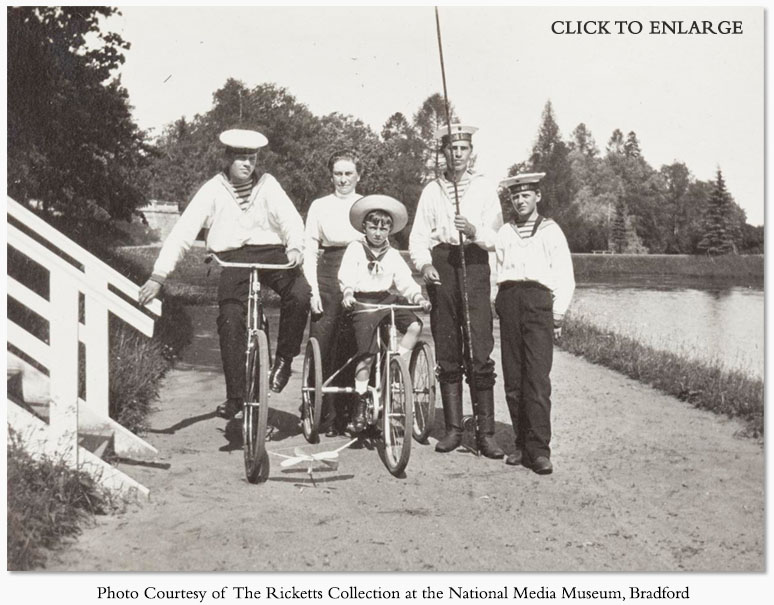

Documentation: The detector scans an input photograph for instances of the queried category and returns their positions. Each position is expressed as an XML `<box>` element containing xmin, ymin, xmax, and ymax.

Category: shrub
<box><xmin>7</xmin><ymin>432</ymin><xmax>115</xmax><ymax>570</ymax></box>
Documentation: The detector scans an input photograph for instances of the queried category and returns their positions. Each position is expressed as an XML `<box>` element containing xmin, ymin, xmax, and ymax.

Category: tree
<box><xmin>525</xmin><ymin>101</ymin><xmax>574</xmax><ymax>222</ymax></box>
<box><xmin>413</xmin><ymin>93</ymin><xmax>459</xmax><ymax>182</ymax></box>
<box><xmin>569</xmin><ymin>123</ymin><xmax>598</xmax><ymax>158</ymax></box>
<box><xmin>610</xmin><ymin>199</ymin><xmax>628</xmax><ymax>253</ymax></box>
<box><xmin>697</xmin><ymin>168</ymin><xmax>737</xmax><ymax>255</ymax></box>
<box><xmin>624</xmin><ymin>131</ymin><xmax>642</xmax><ymax>158</ymax></box>
<box><xmin>606</xmin><ymin>129</ymin><xmax>625</xmax><ymax>156</ymax></box>
<box><xmin>7</xmin><ymin>6</ymin><xmax>149</xmax><ymax>226</ymax></box>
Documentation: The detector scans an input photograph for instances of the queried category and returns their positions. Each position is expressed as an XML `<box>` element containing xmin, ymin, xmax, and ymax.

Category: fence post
<box><xmin>48</xmin><ymin>272</ymin><xmax>80</xmax><ymax>465</ymax></box>
<box><xmin>84</xmin><ymin>273</ymin><xmax>110</xmax><ymax>418</ymax></box>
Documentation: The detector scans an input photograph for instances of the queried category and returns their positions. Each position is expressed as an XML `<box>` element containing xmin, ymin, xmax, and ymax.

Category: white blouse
<box><xmin>303</xmin><ymin>192</ymin><xmax>363</xmax><ymax>298</ymax></box>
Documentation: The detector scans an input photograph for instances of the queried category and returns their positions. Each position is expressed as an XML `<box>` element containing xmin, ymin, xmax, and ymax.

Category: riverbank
<box><xmin>572</xmin><ymin>253</ymin><xmax>763</xmax><ymax>286</ymax></box>
<box><xmin>559</xmin><ymin>315</ymin><xmax>763</xmax><ymax>438</ymax></box>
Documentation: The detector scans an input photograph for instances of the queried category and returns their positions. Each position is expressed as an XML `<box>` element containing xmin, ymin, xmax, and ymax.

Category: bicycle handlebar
<box><xmin>353</xmin><ymin>302</ymin><xmax>425</xmax><ymax>312</ymax></box>
<box><xmin>206</xmin><ymin>252</ymin><xmax>297</xmax><ymax>270</ymax></box>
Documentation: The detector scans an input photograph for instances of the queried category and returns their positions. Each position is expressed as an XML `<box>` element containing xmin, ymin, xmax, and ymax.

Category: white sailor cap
<box><xmin>500</xmin><ymin>172</ymin><xmax>546</xmax><ymax>193</ymax></box>
<box><xmin>433</xmin><ymin>124</ymin><xmax>478</xmax><ymax>144</ymax></box>
<box><xmin>219</xmin><ymin>129</ymin><xmax>268</xmax><ymax>153</ymax></box>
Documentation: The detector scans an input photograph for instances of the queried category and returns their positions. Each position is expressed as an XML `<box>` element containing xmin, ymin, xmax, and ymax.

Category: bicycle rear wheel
<box><xmin>380</xmin><ymin>355</ymin><xmax>413</xmax><ymax>476</ymax></box>
<box><xmin>244</xmin><ymin>330</ymin><xmax>270</xmax><ymax>483</ymax></box>
<box><xmin>409</xmin><ymin>341</ymin><xmax>436</xmax><ymax>443</ymax></box>
<box><xmin>301</xmin><ymin>337</ymin><xmax>323</xmax><ymax>443</ymax></box>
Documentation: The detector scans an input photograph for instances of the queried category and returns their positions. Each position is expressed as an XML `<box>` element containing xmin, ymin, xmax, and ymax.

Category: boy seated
<box><xmin>338</xmin><ymin>195</ymin><xmax>432</xmax><ymax>433</ymax></box>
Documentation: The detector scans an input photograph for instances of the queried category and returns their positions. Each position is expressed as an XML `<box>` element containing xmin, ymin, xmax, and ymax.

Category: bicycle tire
<box><xmin>301</xmin><ymin>337</ymin><xmax>323</xmax><ymax>443</ymax></box>
<box><xmin>379</xmin><ymin>355</ymin><xmax>413</xmax><ymax>476</ymax></box>
<box><xmin>409</xmin><ymin>341</ymin><xmax>436</xmax><ymax>443</ymax></box>
<box><xmin>244</xmin><ymin>330</ymin><xmax>270</xmax><ymax>484</ymax></box>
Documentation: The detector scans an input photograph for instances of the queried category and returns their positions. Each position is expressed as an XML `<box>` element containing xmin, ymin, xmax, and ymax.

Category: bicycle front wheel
<box><xmin>380</xmin><ymin>355</ymin><xmax>413</xmax><ymax>476</ymax></box>
<box><xmin>409</xmin><ymin>341</ymin><xmax>436</xmax><ymax>443</ymax></box>
<box><xmin>301</xmin><ymin>337</ymin><xmax>323</xmax><ymax>443</ymax></box>
<box><xmin>244</xmin><ymin>330</ymin><xmax>270</xmax><ymax>483</ymax></box>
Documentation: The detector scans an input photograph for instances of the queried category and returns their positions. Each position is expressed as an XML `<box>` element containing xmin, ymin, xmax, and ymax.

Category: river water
<box><xmin>570</xmin><ymin>277</ymin><xmax>764</xmax><ymax>378</ymax></box>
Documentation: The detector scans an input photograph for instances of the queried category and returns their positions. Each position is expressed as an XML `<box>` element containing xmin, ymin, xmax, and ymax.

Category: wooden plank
<box><xmin>7</xmin><ymin>322</ymin><xmax>50</xmax><ymax>367</ymax></box>
<box><xmin>7</xmin><ymin>276</ymin><xmax>50</xmax><ymax>317</ymax></box>
<box><xmin>7</xmin><ymin>197</ymin><xmax>161</xmax><ymax>318</ymax></box>
<box><xmin>8</xmin><ymin>227</ymin><xmax>156</xmax><ymax>336</ymax></box>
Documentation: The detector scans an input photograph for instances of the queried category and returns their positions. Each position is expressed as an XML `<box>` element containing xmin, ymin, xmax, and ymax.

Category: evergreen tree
<box><xmin>697</xmin><ymin>168</ymin><xmax>737</xmax><ymax>255</ymax></box>
<box><xmin>526</xmin><ymin>101</ymin><xmax>573</xmax><ymax>221</ymax></box>
<box><xmin>610</xmin><ymin>199</ymin><xmax>628</xmax><ymax>253</ymax></box>
<box><xmin>606</xmin><ymin>129</ymin><xmax>625</xmax><ymax>155</ymax></box>
<box><xmin>624</xmin><ymin>131</ymin><xmax>642</xmax><ymax>158</ymax></box>
<box><xmin>570</xmin><ymin>123</ymin><xmax>599</xmax><ymax>158</ymax></box>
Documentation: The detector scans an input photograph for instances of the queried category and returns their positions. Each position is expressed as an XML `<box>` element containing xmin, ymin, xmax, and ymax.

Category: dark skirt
<box><xmin>350</xmin><ymin>291</ymin><xmax>420</xmax><ymax>356</ymax></box>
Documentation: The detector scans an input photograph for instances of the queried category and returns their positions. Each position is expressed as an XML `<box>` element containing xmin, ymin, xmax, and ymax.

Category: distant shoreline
<box><xmin>572</xmin><ymin>253</ymin><xmax>763</xmax><ymax>287</ymax></box>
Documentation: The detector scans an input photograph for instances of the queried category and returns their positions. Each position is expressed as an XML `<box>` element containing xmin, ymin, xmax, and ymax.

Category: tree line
<box><xmin>7</xmin><ymin>6</ymin><xmax>762</xmax><ymax>254</ymax></box>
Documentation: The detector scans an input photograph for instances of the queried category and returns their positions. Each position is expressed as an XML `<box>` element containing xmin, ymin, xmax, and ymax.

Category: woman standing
<box><xmin>303</xmin><ymin>150</ymin><xmax>364</xmax><ymax>436</ymax></box>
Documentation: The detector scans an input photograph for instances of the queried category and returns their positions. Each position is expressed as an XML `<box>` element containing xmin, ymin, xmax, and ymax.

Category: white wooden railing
<box><xmin>6</xmin><ymin>196</ymin><xmax>162</xmax><ymax>474</ymax></box>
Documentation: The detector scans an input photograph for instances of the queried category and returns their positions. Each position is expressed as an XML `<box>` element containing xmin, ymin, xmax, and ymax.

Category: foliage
<box><xmin>560</xmin><ymin>316</ymin><xmax>763</xmax><ymax>438</ymax></box>
<box><xmin>505</xmin><ymin>102</ymin><xmax>758</xmax><ymax>254</ymax></box>
<box><xmin>7</xmin><ymin>6</ymin><xmax>150</xmax><ymax>226</ymax></box>
<box><xmin>7</xmin><ymin>432</ymin><xmax>114</xmax><ymax>570</ymax></box>
<box><xmin>697</xmin><ymin>169</ymin><xmax>738</xmax><ymax>255</ymax></box>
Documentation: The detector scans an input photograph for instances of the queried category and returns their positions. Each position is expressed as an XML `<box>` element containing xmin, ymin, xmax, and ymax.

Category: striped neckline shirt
<box><xmin>440</xmin><ymin>170</ymin><xmax>472</xmax><ymax>202</ymax></box>
<box><xmin>229</xmin><ymin>177</ymin><xmax>255</xmax><ymax>210</ymax></box>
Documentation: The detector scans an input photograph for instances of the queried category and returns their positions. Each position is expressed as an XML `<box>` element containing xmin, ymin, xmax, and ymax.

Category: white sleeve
<box><xmin>266</xmin><ymin>176</ymin><xmax>304</xmax><ymax>252</ymax></box>
<box><xmin>550</xmin><ymin>226</ymin><xmax>575</xmax><ymax>319</ymax></box>
<box><xmin>151</xmin><ymin>182</ymin><xmax>213</xmax><ymax>279</ymax></box>
<box><xmin>392</xmin><ymin>252</ymin><xmax>422</xmax><ymax>303</ymax></box>
<box><xmin>303</xmin><ymin>202</ymin><xmax>321</xmax><ymax>298</ymax></box>
<box><xmin>408</xmin><ymin>185</ymin><xmax>434</xmax><ymax>271</ymax></box>
<box><xmin>473</xmin><ymin>184</ymin><xmax>504</xmax><ymax>251</ymax></box>
<box><xmin>338</xmin><ymin>243</ymin><xmax>360</xmax><ymax>297</ymax></box>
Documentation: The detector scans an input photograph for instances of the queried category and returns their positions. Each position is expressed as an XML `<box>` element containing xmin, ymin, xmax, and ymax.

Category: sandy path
<box><xmin>47</xmin><ymin>305</ymin><xmax>763</xmax><ymax>572</ymax></box>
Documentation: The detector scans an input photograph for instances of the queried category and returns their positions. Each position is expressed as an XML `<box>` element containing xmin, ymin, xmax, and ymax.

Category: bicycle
<box><xmin>301</xmin><ymin>302</ymin><xmax>428</xmax><ymax>476</ymax></box>
<box><xmin>208</xmin><ymin>252</ymin><xmax>296</xmax><ymax>484</ymax></box>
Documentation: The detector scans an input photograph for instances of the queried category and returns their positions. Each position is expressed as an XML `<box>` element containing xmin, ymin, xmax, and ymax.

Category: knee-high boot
<box><xmin>474</xmin><ymin>388</ymin><xmax>505</xmax><ymax>459</ymax></box>
<box><xmin>435</xmin><ymin>382</ymin><xmax>463</xmax><ymax>453</ymax></box>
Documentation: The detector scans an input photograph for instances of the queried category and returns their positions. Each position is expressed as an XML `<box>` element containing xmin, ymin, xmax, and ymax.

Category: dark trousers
<box><xmin>495</xmin><ymin>281</ymin><xmax>553</xmax><ymax>460</ymax></box>
<box><xmin>426</xmin><ymin>244</ymin><xmax>495</xmax><ymax>389</ymax></box>
<box><xmin>310</xmin><ymin>248</ymin><xmax>356</xmax><ymax>423</ymax></box>
<box><xmin>216</xmin><ymin>245</ymin><xmax>311</xmax><ymax>400</ymax></box>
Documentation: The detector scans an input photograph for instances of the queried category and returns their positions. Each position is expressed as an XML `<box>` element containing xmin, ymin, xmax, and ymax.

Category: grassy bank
<box><xmin>7</xmin><ymin>432</ymin><xmax>115</xmax><ymax>570</ymax></box>
<box><xmin>572</xmin><ymin>253</ymin><xmax>763</xmax><ymax>286</ymax></box>
<box><xmin>559</xmin><ymin>315</ymin><xmax>763</xmax><ymax>438</ymax></box>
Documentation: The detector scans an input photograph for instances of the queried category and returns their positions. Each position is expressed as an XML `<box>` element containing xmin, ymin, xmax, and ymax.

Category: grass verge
<box><xmin>559</xmin><ymin>315</ymin><xmax>763</xmax><ymax>438</ymax></box>
<box><xmin>7</xmin><ymin>431</ymin><xmax>116</xmax><ymax>570</ymax></box>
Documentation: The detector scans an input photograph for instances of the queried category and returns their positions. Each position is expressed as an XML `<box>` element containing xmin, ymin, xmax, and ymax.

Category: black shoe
<box><xmin>216</xmin><ymin>398</ymin><xmax>243</xmax><ymax>420</ymax></box>
<box><xmin>530</xmin><ymin>456</ymin><xmax>553</xmax><ymax>475</ymax></box>
<box><xmin>477</xmin><ymin>435</ymin><xmax>505</xmax><ymax>459</ymax></box>
<box><xmin>269</xmin><ymin>355</ymin><xmax>292</xmax><ymax>393</ymax></box>
<box><xmin>505</xmin><ymin>450</ymin><xmax>523</xmax><ymax>466</ymax></box>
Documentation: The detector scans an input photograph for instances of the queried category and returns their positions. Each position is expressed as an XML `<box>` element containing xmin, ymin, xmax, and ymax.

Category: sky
<box><xmin>106</xmin><ymin>5</ymin><xmax>764</xmax><ymax>225</ymax></box>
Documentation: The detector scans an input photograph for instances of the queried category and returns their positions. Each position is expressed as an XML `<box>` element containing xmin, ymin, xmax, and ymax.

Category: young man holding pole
<box><xmin>408</xmin><ymin>124</ymin><xmax>504</xmax><ymax>458</ymax></box>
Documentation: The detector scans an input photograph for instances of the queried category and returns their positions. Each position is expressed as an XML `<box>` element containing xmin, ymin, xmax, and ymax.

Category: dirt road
<box><xmin>47</xmin><ymin>305</ymin><xmax>764</xmax><ymax>572</ymax></box>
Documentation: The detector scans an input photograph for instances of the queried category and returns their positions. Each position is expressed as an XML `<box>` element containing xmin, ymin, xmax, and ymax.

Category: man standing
<box><xmin>409</xmin><ymin>124</ymin><xmax>504</xmax><ymax>458</ymax></box>
<box><xmin>139</xmin><ymin>129</ymin><xmax>311</xmax><ymax>419</ymax></box>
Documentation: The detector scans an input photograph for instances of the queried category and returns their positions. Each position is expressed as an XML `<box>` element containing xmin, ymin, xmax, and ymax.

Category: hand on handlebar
<box><xmin>286</xmin><ymin>249</ymin><xmax>302</xmax><ymax>268</ymax></box>
<box><xmin>342</xmin><ymin>293</ymin><xmax>357</xmax><ymax>310</ymax></box>
<box><xmin>418</xmin><ymin>298</ymin><xmax>432</xmax><ymax>313</ymax></box>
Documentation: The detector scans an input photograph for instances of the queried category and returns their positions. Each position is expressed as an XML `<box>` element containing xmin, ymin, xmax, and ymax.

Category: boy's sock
<box><xmin>398</xmin><ymin>345</ymin><xmax>411</xmax><ymax>364</ymax></box>
<box><xmin>355</xmin><ymin>379</ymin><xmax>369</xmax><ymax>395</ymax></box>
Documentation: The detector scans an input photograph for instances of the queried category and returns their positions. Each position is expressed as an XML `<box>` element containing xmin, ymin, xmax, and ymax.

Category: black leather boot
<box><xmin>474</xmin><ymin>388</ymin><xmax>505</xmax><ymax>459</ymax></box>
<box><xmin>435</xmin><ymin>382</ymin><xmax>463</xmax><ymax>453</ymax></box>
<box><xmin>350</xmin><ymin>392</ymin><xmax>368</xmax><ymax>434</ymax></box>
